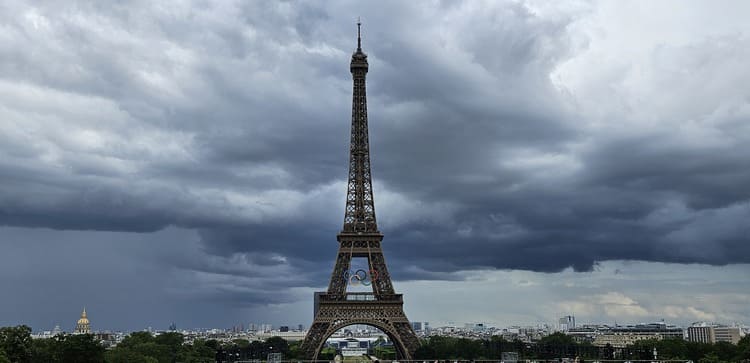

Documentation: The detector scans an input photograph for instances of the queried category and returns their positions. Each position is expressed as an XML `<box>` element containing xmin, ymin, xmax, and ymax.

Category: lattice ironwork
<box><xmin>300</xmin><ymin>22</ymin><xmax>419</xmax><ymax>360</ymax></box>
<box><xmin>301</xmin><ymin>300</ymin><xmax>420</xmax><ymax>360</ymax></box>
<box><xmin>343</xmin><ymin>21</ymin><xmax>377</xmax><ymax>234</ymax></box>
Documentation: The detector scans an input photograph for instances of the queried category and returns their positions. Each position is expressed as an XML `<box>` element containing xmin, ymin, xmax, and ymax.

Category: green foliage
<box><xmin>318</xmin><ymin>346</ymin><xmax>336</xmax><ymax>360</ymax></box>
<box><xmin>286</xmin><ymin>340</ymin><xmax>302</xmax><ymax>359</ymax></box>
<box><xmin>372</xmin><ymin>345</ymin><xmax>396</xmax><ymax>360</ymax></box>
<box><xmin>412</xmin><ymin>333</ymin><xmax>750</xmax><ymax>361</ymax></box>
<box><xmin>231</xmin><ymin>338</ymin><xmax>250</xmax><ymax>349</ymax></box>
<box><xmin>0</xmin><ymin>327</ymin><xmax>214</xmax><ymax>363</ymax></box>
<box><xmin>6</xmin><ymin>324</ymin><xmax>744</xmax><ymax>363</ymax></box>
<box><xmin>699</xmin><ymin>352</ymin><xmax>724</xmax><ymax>363</ymax></box>
<box><xmin>264</xmin><ymin>336</ymin><xmax>289</xmax><ymax>355</ymax></box>
<box><xmin>203</xmin><ymin>339</ymin><xmax>219</xmax><ymax>351</ymax></box>
<box><xmin>104</xmin><ymin>348</ymin><xmax>158</xmax><ymax>363</ymax></box>
<box><xmin>117</xmin><ymin>331</ymin><xmax>154</xmax><ymax>349</ymax></box>
<box><xmin>738</xmin><ymin>335</ymin><xmax>750</xmax><ymax>360</ymax></box>
<box><xmin>105</xmin><ymin>332</ymin><xmax>214</xmax><ymax>363</ymax></box>
<box><xmin>626</xmin><ymin>336</ymin><xmax>749</xmax><ymax>362</ymax></box>
<box><xmin>153</xmin><ymin>332</ymin><xmax>183</xmax><ymax>348</ymax></box>
<box><xmin>30</xmin><ymin>337</ymin><xmax>57</xmax><ymax>363</ymax></box>
<box><xmin>538</xmin><ymin>332</ymin><xmax>575</xmax><ymax>346</ymax></box>
<box><xmin>58</xmin><ymin>334</ymin><xmax>105</xmax><ymax>363</ymax></box>
<box><xmin>181</xmin><ymin>339</ymin><xmax>217</xmax><ymax>363</ymax></box>
<box><xmin>414</xmin><ymin>336</ymin><xmax>488</xmax><ymax>359</ymax></box>
<box><xmin>0</xmin><ymin>325</ymin><xmax>33</xmax><ymax>363</ymax></box>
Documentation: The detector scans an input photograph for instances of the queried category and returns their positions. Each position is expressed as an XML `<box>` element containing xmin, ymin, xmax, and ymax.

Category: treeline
<box><xmin>1</xmin><ymin>325</ymin><xmax>104</xmax><ymax>363</ymax></box>
<box><xmin>0</xmin><ymin>324</ymin><xmax>309</xmax><ymax>363</ymax></box>
<box><xmin>414</xmin><ymin>333</ymin><xmax>750</xmax><ymax>362</ymax></box>
<box><xmin>4</xmin><ymin>325</ymin><xmax>750</xmax><ymax>363</ymax></box>
<box><xmin>0</xmin><ymin>325</ymin><xmax>215</xmax><ymax>363</ymax></box>
<box><xmin>216</xmin><ymin>336</ymin><xmax>292</xmax><ymax>361</ymax></box>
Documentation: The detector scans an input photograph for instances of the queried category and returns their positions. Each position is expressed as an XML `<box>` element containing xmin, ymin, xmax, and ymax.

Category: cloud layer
<box><xmin>1</xmin><ymin>1</ymin><xmax>749</xmax><ymax>329</ymax></box>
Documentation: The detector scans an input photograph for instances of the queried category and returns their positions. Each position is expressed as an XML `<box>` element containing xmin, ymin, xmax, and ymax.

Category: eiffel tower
<box><xmin>300</xmin><ymin>22</ymin><xmax>420</xmax><ymax>360</ymax></box>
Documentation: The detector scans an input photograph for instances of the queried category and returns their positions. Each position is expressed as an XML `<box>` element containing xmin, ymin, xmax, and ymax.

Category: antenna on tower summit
<box><xmin>357</xmin><ymin>17</ymin><xmax>362</xmax><ymax>51</ymax></box>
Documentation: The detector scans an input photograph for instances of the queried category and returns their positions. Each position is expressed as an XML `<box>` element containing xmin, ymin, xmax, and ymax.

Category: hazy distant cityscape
<box><xmin>31</xmin><ymin>309</ymin><xmax>749</xmax><ymax>350</ymax></box>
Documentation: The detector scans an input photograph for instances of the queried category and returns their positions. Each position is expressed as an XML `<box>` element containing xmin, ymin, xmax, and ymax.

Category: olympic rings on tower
<box><xmin>343</xmin><ymin>269</ymin><xmax>379</xmax><ymax>286</ymax></box>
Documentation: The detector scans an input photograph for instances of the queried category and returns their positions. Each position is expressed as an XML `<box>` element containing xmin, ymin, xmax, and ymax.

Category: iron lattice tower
<box><xmin>300</xmin><ymin>22</ymin><xmax>420</xmax><ymax>360</ymax></box>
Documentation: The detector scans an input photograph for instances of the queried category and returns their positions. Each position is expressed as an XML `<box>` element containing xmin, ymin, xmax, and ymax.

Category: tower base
<box><xmin>300</xmin><ymin>293</ymin><xmax>420</xmax><ymax>360</ymax></box>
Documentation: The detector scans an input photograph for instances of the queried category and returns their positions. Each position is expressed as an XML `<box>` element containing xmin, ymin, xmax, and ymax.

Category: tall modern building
<box><xmin>559</xmin><ymin>315</ymin><xmax>576</xmax><ymax>331</ymax></box>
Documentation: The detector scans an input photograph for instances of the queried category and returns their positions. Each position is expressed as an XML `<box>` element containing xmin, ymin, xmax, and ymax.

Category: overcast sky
<box><xmin>1</xmin><ymin>1</ymin><xmax>749</xmax><ymax>332</ymax></box>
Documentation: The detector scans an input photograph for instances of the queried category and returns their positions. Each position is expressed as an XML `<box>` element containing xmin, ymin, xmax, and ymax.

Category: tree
<box><xmin>57</xmin><ymin>334</ymin><xmax>105</xmax><ymax>363</ymax></box>
<box><xmin>231</xmin><ymin>339</ymin><xmax>250</xmax><ymax>349</ymax></box>
<box><xmin>104</xmin><ymin>333</ymin><xmax>215</xmax><ymax>363</ymax></box>
<box><xmin>286</xmin><ymin>341</ymin><xmax>303</xmax><ymax>359</ymax></box>
<box><xmin>0</xmin><ymin>325</ymin><xmax>33</xmax><ymax>363</ymax></box>
<box><xmin>736</xmin><ymin>335</ymin><xmax>750</xmax><ymax>361</ymax></box>
<box><xmin>154</xmin><ymin>332</ymin><xmax>183</xmax><ymax>349</ymax></box>
<box><xmin>180</xmin><ymin>339</ymin><xmax>216</xmax><ymax>363</ymax></box>
<box><xmin>712</xmin><ymin>341</ymin><xmax>738</xmax><ymax>362</ymax></box>
<box><xmin>699</xmin><ymin>353</ymin><xmax>723</xmax><ymax>363</ymax></box>
<box><xmin>30</xmin><ymin>337</ymin><xmax>59</xmax><ymax>363</ymax></box>
<box><xmin>318</xmin><ymin>347</ymin><xmax>336</xmax><ymax>360</ymax></box>
<box><xmin>265</xmin><ymin>336</ymin><xmax>289</xmax><ymax>356</ymax></box>
<box><xmin>117</xmin><ymin>332</ymin><xmax>154</xmax><ymax>349</ymax></box>
<box><xmin>105</xmin><ymin>348</ymin><xmax>158</xmax><ymax>363</ymax></box>
<box><xmin>414</xmin><ymin>340</ymin><xmax>436</xmax><ymax>359</ymax></box>
<box><xmin>373</xmin><ymin>346</ymin><xmax>396</xmax><ymax>360</ymax></box>
<box><xmin>536</xmin><ymin>332</ymin><xmax>577</xmax><ymax>359</ymax></box>
<box><xmin>655</xmin><ymin>338</ymin><xmax>689</xmax><ymax>359</ymax></box>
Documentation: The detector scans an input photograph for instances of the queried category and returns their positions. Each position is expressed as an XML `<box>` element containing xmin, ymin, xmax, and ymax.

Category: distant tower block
<box><xmin>74</xmin><ymin>307</ymin><xmax>91</xmax><ymax>334</ymax></box>
<box><xmin>299</xmin><ymin>21</ymin><xmax>420</xmax><ymax>360</ymax></box>
<box><xmin>559</xmin><ymin>315</ymin><xmax>575</xmax><ymax>331</ymax></box>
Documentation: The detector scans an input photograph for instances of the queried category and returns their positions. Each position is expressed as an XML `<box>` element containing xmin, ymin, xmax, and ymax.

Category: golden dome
<box><xmin>77</xmin><ymin>308</ymin><xmax>89</xmax><ymax>325</ymax></box>
<box><xmin>74</xmin><ymin>307</ymin><xmax>91</xmax><ymax>334</ymax></box>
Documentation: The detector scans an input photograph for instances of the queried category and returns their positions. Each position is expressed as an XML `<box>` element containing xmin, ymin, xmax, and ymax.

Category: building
<box><xmin>339</xmin><ymin>338</ymin><xmax>370</xmax><ymax>356</ymax></box>
<box><xmin>714</xmin><ymin>326</ymin><xmax>741</xmax><ymax>344</ymax></box>
<box><xmin>256</xmin><ymin>330</ymin><xmax>307</xmax><ymax>342</ymax></box>
<box><xmin>592</xmin><ymin>323</ymin><xmax>683</xmax><ymax>348</ymax></box>
<box><xmin>566</xmin><ymin>325</ymin><xmax>601</xmax><ymax>344</ymax></box>
<box><xmin>687</xmin><ymin>326</ymin><xmax>715</xmax><ymax>344</ymax></box>
<box><xmin>74</xmin><ymin>308</ymin><xmax>91</xmax><ymax>334</ymax></box>
<box><xmin>687</xmin><ymin>324</ymin><xmax>741</xmax><ymax>344</ymax></box>
<box><xmin>559</xmin><ymin>316</ymin><xmax>576</xmax><ymax>332</ymax></box>
<box><xmin>411</xmin><ymin>322</ymin><xmax>422</xmax><ymax>332</ymax></box>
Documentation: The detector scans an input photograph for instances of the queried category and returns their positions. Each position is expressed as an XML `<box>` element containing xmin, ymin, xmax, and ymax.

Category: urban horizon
<box><xmin>25</xmin><ymin>315</ymin><xmax>750</xmax><ymax>336</ymax></box>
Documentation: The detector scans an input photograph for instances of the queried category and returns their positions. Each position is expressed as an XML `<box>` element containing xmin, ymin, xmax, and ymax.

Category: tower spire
<box><xmin>357</xmin><ymin>18</ymin><xmax>362</xmax><ymax>51</ymax></box>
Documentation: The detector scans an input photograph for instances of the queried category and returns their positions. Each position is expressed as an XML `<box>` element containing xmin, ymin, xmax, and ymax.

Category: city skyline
<box><xmin>1</xmin><ymin>1</ymin><xmax>749</xmax><ymax>332</ymax></box>
<box><xmin>28</xmin><ymin>307</ymin><xmax>748</xmax><ymax>336</ymax></box>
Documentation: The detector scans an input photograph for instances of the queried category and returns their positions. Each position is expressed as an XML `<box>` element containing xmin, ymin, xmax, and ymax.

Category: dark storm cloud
<box><xmin>1</xmin><ymin>0</ymin><xmax>749</xmax><ymax>314</ymax></box>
